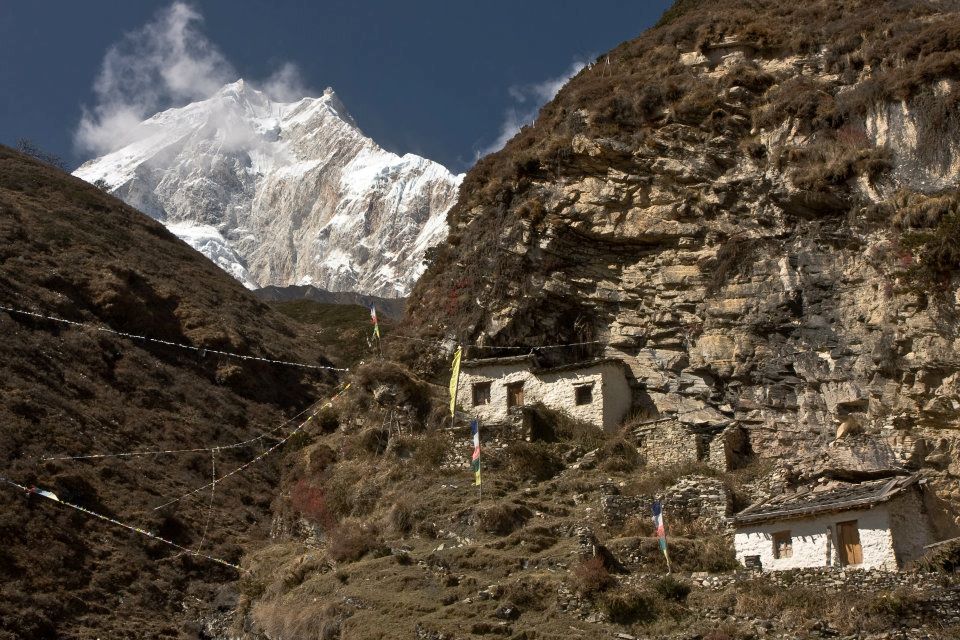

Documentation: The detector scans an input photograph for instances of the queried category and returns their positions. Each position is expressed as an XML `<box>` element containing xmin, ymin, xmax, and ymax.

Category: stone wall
<box><xmin>889</xmin><ymin>490</ymin><xmax>936</xmax><ymax>567</ymax></box>
<box><xmin>634</xmin><ymin>419</ymin><xmax>704</xmax><ymax>468</ymax></box>
<box><xmin>634</xmin><ymin>419</ymin><xmax>750</xmax><ymax>472</ymax></box>
<box><xmin>708</xmin><ymin>425</ymin><xmax>752</xmax><ymax>472</ymax></box>
<box><xmin>600</xmin><ymin>474</ymin><xmax>730</xmax><ymax>530</ymax></box>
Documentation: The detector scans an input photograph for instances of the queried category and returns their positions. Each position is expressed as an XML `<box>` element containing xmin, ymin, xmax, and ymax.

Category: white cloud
<box><xmin>76</xmin><ymin>2</ymin><xmax>234</xmax><ymax>155</ymax></box>
<box><xmin>261</xmin><ymin>62</ymin><xmax>310</xmax><ymax>103</ymax></box>
<box><xmin>477</xmin><ymin>59</ymin><xmax>588</xmax><ymax>159</ymax></box>
<box><xmin>75</xmin><ymin>2</ymin><xmax>312</xmax><ymax>156</ymax></box>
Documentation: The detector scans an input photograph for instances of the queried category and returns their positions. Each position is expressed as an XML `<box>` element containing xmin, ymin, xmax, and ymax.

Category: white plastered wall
<box><xmin>457</xmin><ymin>361</ymin><xmax>631</xmax><ymax>431</ymax></box>
<box><xmin>734</xmin><ymin>505</ymin><xmax>899</xmax><ymax>571</ymax></box>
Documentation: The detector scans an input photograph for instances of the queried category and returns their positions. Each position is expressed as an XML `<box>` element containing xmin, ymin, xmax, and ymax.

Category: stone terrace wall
<box><xmin>601</xmin><ymin>474</ymin><xmax>730</xmax><ymax>529</ymax></box>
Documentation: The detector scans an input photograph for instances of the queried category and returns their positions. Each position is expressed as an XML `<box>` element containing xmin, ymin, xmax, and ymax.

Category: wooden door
<box><xmin>837</xmin><ymin>520</ymin><xmax>862</xmax><ymax>566</ymax></box>
<box><xmin>506</xmin><ymin>382</ymin><xmax>524</xmax><ymax>409</ymax></box>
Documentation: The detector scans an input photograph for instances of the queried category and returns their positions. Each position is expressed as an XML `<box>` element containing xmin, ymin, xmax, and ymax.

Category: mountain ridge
<box><xmin>74</xmin><ymin>80</ymin><xmax>462</xmax><ymax>297</ymax></box>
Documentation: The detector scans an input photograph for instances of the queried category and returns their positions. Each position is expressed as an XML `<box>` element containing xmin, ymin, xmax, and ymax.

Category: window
<box><xmin>574</xmin><ymin>384</ymin><xmax>594</xmax><ymax>405</ymax></box>
<box><xmin>472</xmin><ymin>382</ymin><xmax>491</xmax><ymax>406</ymax></box>
<box><xmin>506</xmin><ymin>382</ymin><xmax>524</xmax><ymax>409</ymax></box>
<box><xmin>773</xmin><ymin>531</ymin><xmax>793</xmax><ymax>559</ymax></box>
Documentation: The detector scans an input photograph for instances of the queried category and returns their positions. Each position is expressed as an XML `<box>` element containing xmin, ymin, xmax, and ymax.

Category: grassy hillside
<box><xmin>268</xmin><ymin>299</ymin><xmax>393</xmax><ymax>367</ymax></box>
<box><xmin>0</xmin><ymin>146</ymin><xmax>337</xmax><ymax>639</ymax></box>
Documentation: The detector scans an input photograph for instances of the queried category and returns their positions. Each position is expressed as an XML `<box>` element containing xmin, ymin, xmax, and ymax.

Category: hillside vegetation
<box><xmin>0</xmin><ymin>146</ymin><xmax>337</xmax><ymax>639</ymax></box>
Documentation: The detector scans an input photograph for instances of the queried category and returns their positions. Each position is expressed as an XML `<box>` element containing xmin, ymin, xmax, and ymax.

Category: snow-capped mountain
<box><xmin>74</xmin><ymin>80</ymin><xmax>462</xmax><ymax>297</ymax></box>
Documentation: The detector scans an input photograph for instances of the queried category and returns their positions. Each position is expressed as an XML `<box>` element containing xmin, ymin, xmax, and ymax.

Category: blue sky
<box><xmin>0</xmin><ymin>1</ymin><xmax>671</xmax><ymax>172</ymax></box>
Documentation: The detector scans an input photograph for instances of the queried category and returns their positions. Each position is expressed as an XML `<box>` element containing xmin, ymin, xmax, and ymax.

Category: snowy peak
<box><xmin>74</xmin><ymin>81</ymin><xmax>461</xmax><ymax>298</ymax></box>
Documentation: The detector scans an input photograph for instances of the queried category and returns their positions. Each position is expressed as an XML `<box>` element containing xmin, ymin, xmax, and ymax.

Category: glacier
<box><xmin>74</xmin><ymin>80</ymin><xmax>462</xmax><ymax>297</ymax></box>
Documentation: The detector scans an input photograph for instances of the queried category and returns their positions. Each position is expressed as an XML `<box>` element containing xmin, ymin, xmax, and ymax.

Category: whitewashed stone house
<box><xmin>456</xmin><ymin>355</ymin><xmax>631</xmax><ymax>431</ymax></box>
<box><xmin>732</xmin><ymin>475</ymin><xmax>933</xmax><ymax>572</ymax></box>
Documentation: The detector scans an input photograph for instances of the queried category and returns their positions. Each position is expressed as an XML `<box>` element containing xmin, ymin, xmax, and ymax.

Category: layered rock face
<box><xmin>408</xmin><ymin>1</ymin><xmax>960</xmax><ymax>517</ymax></box>
<box><xmin>74</xmin><ymin>80</ymin><xmax>462</xmax><ymax>297</ymax></box>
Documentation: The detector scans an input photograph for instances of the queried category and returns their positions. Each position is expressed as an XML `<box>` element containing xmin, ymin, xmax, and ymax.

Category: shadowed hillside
<box><xmin>0</xmin><ymin>145</ymin><xmax>338</xmax><ymax>639</ymax></box>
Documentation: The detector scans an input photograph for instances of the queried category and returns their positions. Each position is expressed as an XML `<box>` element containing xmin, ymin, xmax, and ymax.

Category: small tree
<box><xmin>93</xmin><ymin>178</ymin><xmax>111</xmax><ymax>191</ymax></box>
<box><xmin>15</xmin><ymin>138</ymin><xmax>66</xmax><ymax>170</ymax></box>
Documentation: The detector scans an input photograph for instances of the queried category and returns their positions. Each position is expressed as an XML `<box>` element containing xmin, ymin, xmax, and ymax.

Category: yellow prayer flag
<box><xmin>449</xmin><ymin>346</ymin><xmax>462</xmax><ymax>417</ymax></box>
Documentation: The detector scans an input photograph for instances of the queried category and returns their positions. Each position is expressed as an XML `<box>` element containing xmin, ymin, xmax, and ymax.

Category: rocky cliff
<box><xmin>74</xmin><ymin>80</ymin><xmax>462</xmax><ymax>297</ymax></box>
<box><xmin>407</xmin><ymin>0</ymin><xmax>960</xmax><ymax>517</ymax></box>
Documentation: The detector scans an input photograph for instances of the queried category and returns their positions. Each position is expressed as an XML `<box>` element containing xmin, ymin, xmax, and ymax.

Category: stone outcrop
<box><xmin>407</xmin><ymin>1</ymin><xmax>960</xmax><ymax>521</ymax></box>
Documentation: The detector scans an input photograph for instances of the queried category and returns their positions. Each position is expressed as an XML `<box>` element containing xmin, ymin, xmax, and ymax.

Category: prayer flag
<box><xmin>449</xmin><ymin>346</ymin><xmax>462</xmax><ymax>417</ymax></box>
<box><xmin>652</xmin><ymin>500</ymin><xmax>671</xmax><ymax>570</ymax></box>
<box><xmin>470</xmin><ymin>419</ymin><xmax>481</xmax><ymax>486</ymax></box>
<box><xmin>370</xmin><ymin>305</ymin><xmax>380</xmax><ymax>339</ymax></box>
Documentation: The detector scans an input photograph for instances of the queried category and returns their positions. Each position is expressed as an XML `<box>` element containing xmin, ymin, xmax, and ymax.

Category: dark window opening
<box><xmin>574</xmin><ymin>384</ymin><xmax>593</xmax><ymax>405</ymax></box>
<box><xmin>472</xmin><ymin>382</ymin><xmax>491</xmax><ymax>406</ymax></box>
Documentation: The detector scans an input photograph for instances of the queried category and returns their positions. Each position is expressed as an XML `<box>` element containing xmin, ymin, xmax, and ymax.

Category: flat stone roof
<box><xmin>461</xmin><ymin>355</ymin><xmax>625</xmax><ymax>375</ymax></box>
<box><xmin>731</xmin><ymin>475</ymin><xmax>920</xmax><ymax>526</ymax></box>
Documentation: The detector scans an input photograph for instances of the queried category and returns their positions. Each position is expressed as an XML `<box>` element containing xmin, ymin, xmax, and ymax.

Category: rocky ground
<box><xmin>221</xmin><ymin>364</ymin><xmax>960</xmax><ymax>640</ymax></box>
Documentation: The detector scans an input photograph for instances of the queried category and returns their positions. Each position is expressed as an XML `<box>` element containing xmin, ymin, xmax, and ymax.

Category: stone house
<box><xmin>456</xmin><ymin>355</ymin><xmax>631</xmax><ymax>431</ymax></box>
<box><xmin>731</xmin><ymin>475</ymin><xmax>933</xmax><ymax>572</ymax></box>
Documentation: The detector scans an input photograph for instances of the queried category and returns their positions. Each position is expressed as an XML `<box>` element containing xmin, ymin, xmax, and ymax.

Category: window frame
<box><xmin>772</xmin><ymin>530</ymin><xmax>793</xmax><ymax>559</ymax></box>
<box><xmin>471</xmin><ymin>381</ymin><xmax>491</xmax><ymax>406</ymax></box>
<box><xmin>506</xmin><ymin>381</ymin><xmax>525</xmax><ymax>409</ymax></box>
<box><xmin>574</xmin><ymin>383</ymin><xmax>594</xmax><ymax>406</ymax></box>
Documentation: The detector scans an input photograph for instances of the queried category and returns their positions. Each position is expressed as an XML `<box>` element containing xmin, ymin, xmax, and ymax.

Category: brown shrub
<box><xmin>624</xmin><ymin>461</ymin><xmax>721</xmax><ymax>497</ymax></box>
<box><xmin>755</xmin><ymin>77</ymin><xmax>838</xmax><ymax>131</ymax></box>
<box><xmin>327</xmin><ymin>520</ymin><xmax>381</xmax><ymax>563</ymax></box>
<box><xmin>476</xmin><ymin>502</ymin><xmax>533</xmax><ymax>535</ymax></box>
<box><xmin>355</xmin><ymin>427</ymin><xmax>389</xmax><ymax>456</ymax></box>
<box><xmin>722</xmin><ymin>62</ymin><xmax>775</xmax><ymax>94</ymax></box>
<box><xmin>345</xmin><ymin>361</ymin><xmax>442</xmax><ymax>429</ymax></box>
<box><xmin>705</xmin><ymin>235</ymin><xmax>763</xmax><ymax>294</ymax></box>
<box><xmin>571</xmin><ymin>556</ymin><xmax>614</xmax><ymax>596</ymax></box>
<box><xmin>599</xmin><ymin>436</ymin><xmax>640</xmax><ymax>473</ymax></box>
<box><xmin>527</xmin><ymin>403</ymin><xmax>609</xmax><ymax>451</ymax></box>
<box><xmin>290</xmin><ymin>479</ymin><xmax>337</xmax><ymax>531</ymax></box>
<box><xmin>305</xmin><ymin>443</ymin><xmax>338</xmax><ymax>475</ymax></box>
<box><xmin>785</xmin><ymin>141</ymin><xmax>892</xmax><ymax>192</ymax></box>
<box><xmin>600</xmin><ymin>587</ymin><xmax>662</xmax><ymax>624</ymax></box>
<box><xmin>653</xmin><ymin>575</ymin><xmax>692</xmax><ymax>603</ymax></box>
<box><xmin>253</xmin><ymin>598</ymin><xmax>345</xmax><ymax>640</ymax></box>
<box><xmin>912</xmin><ymin>537</ymin><xmax>960</xmax><ymax>573</ymax></box>
<box><xmin>413</xmin><ymin>430</ymin><xmax>449</xmax><ymax>468</ymax></box>
<box><xmin>504</xmin><ymin>576</ymin><xmax>556</xmax><ymax>611</ymax></box>
<box><xmin>386</xmin><ymin>499</ymin><xmax>415</xmax><ymax>536</ymax></box>
<box><xmin>506</xmin><ymin>442</ymin><xmax>564</xmax><ymax>482</ymax></box>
